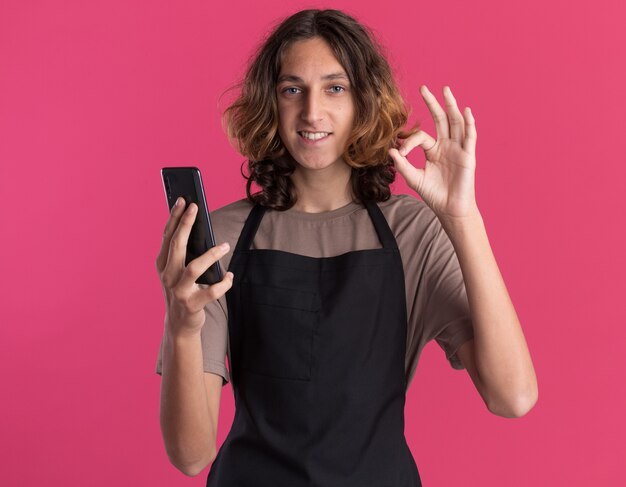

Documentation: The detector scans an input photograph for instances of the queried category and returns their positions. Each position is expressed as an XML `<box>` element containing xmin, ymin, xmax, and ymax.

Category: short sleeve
<box><xmin>155</xmin><ymin>298</ymin><xmax>231</xmax><ymax>386</ymax></box>
<box><xmin>422</xmin><ymin>224</ymin><xmax>475</xmax><ymax>370</ymax></box>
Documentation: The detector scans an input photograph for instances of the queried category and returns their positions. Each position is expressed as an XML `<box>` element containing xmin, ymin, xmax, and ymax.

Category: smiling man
<box><xmin>155</xmin><ymin>8</ymin><xmax>537</xmax><ymax>485</ymax></box>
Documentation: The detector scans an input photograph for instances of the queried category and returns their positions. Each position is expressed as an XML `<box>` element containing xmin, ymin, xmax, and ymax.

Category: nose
<box><xmin>300</xmin><ymin>90</ymin><xmax>324</xmax><ymax>124</ymax></box>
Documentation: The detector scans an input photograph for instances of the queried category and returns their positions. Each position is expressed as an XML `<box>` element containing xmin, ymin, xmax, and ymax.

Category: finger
<box><xmin>420</xmin><ymin>85</ymin><xmax>450</xmax><ymax>140</ymax></box>
<box><xmin>178</xmin><ymin>242</ymin><xmax>231</xmax><ymax>290</ymax></box>
<box><xmin>388</xmin><ymin>148</ymin><xmax>425</xmax><ymax>191</ymax></box>
<box><xmin>163</xmin><ymin>201</ymin><xmax>198</xmax><ymax>279</ymax></box>
<box><xmin>156</xmin><ymin>197</ymin><xmax>186</xmax><ymax>273</ymax></box>
<box><xmin>463</xmin><ymin>107</ymin><xmax>477</xmax><ymax>155</ymax></box>
<box><xmin>443</xmin><ymin>86</ymin><xmax>465</xmax><ymax>143</ymax></box>
<box><xmin>397</xmin><ymin>130</ymin><xmax>437</xmax><ymax>158</ymax></box>
<box><xmin>189</xmin><ymin>270</ymin><xmax>234</xmax><ymax>310</ymax></box>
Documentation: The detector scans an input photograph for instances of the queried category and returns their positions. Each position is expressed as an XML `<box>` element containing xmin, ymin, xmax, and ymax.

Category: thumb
<box><xmin>389</xmin><ymin>148</ymin><xmax>424</xmax><ymax>193</ymax></box>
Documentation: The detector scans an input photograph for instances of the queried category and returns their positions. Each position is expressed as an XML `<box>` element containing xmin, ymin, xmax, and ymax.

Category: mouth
<box><xmin>298</xmin><ymin>131</ymin><xmax>333</xmax><ymax>142</ymax></box>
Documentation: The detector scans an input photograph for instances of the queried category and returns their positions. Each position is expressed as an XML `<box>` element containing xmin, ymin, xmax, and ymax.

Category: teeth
<box><xmin>300</xmin><ymin>131</ymin><xmax>330</xmax><ymax>140</ymax></box>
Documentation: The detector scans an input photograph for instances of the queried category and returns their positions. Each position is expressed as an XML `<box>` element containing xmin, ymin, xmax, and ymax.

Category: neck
<box><xmin>290</xmin><ymin>160</ymin><xmax>354</xmax><ymax>213</ymax></box>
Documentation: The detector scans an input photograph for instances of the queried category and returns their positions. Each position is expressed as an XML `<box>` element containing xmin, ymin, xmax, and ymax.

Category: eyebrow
<box><xmin>277</xmin><ymin>72</ymin><xmax>350</xmax><ymax>83</ymax></box>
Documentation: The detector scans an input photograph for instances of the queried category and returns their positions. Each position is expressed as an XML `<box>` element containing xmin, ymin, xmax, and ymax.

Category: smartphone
<box><xmin>161</xmin><ymin>166</ymin><xmax>223</xmax><ymax>286</ymax></box>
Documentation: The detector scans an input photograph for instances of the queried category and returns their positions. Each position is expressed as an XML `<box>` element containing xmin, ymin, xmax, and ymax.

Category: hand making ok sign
<box><xmin>389</xmin><ymin>85</ymin><xmax>478</xmax><ymax>224</ymax></box>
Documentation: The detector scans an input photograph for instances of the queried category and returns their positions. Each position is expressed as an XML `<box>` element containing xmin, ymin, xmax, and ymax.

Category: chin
<box><xmin>296</xmin><ymin>160</ymin><xmax>337</xmax><ymax>171</ymax></box>
<box><xmin>290</xmin><ymin>152</ymin><xmax>344</xmax><ymax>170</ymax></box>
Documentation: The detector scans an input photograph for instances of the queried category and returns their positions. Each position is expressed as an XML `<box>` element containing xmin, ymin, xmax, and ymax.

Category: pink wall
<box><xmin>1</xmin><ymin>0</ymin><xmax>624</xmax><ymax>485</ymax></box>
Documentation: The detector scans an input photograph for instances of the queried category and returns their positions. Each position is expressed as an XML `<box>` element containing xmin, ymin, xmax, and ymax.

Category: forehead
<box><xmin>278</xmin><ymin>37</ymin><xmax>347</xmax><ymax>79</ymax></box>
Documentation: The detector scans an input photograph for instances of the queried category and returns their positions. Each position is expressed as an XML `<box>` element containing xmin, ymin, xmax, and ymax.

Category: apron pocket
<box><xmin>241</xmin><ymin>282</ymin><xmax>320</xmax><ymax>381</ymax></box>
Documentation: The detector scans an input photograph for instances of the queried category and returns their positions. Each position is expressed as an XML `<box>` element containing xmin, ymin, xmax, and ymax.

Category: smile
<box><xmin>298</xmin><ymin>131</ymin><xmax>332</xmax><ymax>143</ymax></box>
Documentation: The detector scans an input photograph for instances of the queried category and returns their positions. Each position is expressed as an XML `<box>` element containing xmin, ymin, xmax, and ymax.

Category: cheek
<box><xmin>277</xmin><ymin>106</ymin><xmax>296</xmax><ymax>128</ymax></box>
<box><xmin>338</xmin><ymin>101</ymin><xmax>355</xmax><ymax>123</ymax></box>
<box><xmin>338</xmin><ymin>110</ymin><xmax>355</xmax><ymax>135</ymax></box>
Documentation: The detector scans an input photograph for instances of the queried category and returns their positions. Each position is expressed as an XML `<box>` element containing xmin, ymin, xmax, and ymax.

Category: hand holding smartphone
<box><xmin>160</xmin><ymin>166</ymin><xmax>223</xmax><ymax>285</ymax></box>
<box><xmin>155</xmin><ymin>167</ymin><xmax>233</xmax><ymax>338</ymax></box>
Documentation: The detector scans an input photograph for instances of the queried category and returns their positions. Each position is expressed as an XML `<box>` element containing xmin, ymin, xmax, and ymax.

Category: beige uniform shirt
<box><xmin>156</xmin><ymin>193</ymin><xmax>474</xmax><ymax>391</ymax></box>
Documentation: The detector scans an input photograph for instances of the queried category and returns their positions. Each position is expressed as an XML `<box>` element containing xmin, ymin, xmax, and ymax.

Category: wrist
<box><xmin>439</xmin><ymin>204</ymin><xmax>482</xmax><ymax>229</ymax></box>
<box><xmin>164</xmin><ymin>322</ymin><xmax>203</xmax><ymax>343</ymax></box>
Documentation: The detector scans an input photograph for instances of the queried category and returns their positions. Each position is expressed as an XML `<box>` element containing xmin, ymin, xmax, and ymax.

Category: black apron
<box><xmin>206</xmin><ymin>200</ymin><xmax>422</xmax><ymax>487</ymax></box>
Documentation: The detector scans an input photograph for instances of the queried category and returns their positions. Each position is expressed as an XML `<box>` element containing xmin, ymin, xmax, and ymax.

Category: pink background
<box><xmin>1</xmin><ymin>0</ymin><xmax>624</xmax><ymax>485</ymax></box>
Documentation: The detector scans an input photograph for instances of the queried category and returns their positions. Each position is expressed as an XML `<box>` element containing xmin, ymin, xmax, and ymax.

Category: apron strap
<box><xmin>364</xmin><ymin>200</ymin><xmax>398</xmax><ymax>251</ymax></box>
<box><xmin>234</xmin><ymin>203</ymin><xmax>267</xmax><ymax>253</ymax></box>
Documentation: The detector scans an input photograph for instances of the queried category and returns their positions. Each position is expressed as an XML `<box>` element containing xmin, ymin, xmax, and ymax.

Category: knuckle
<box><xmin>170</xmin><ymin>235</ymin><xmax>183</xmax><ymax>250</ymax></box>
<box><xmin>186</xmin><ymin>259</ymin><xmax>201</xmax><ymax>275</ymax></box>
<box><xmin>172</xmin><ymin>287</ymin><xmax>189</xmax><ymax>305</ymax></box>
<box><xmin>161</xmin><ymin>274</ymin><xmax>174</xmax><ymax>289</ymax></box>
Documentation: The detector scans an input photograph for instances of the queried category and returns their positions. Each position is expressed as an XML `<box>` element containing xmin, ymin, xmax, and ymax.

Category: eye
<box><xmin>329</xmin><ymin>85</ymin><xmax>346</xmax><ymax>93</ymax></box>
<box><xmin>282</xmin><ymin>87</ymin><xmax>301</xmax><ymax>95</ymax></box>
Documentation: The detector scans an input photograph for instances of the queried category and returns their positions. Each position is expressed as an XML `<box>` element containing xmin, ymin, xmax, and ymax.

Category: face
<box><xmin>276</xmin><ymin>37</ymin><xmax>355</xmax><ymax>172</ymax></box>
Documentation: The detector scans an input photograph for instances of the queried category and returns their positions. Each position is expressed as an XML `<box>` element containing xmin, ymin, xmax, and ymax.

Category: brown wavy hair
<box><xmin>220</xmin><ymin>8</ymin><xmax>420</xmax><ymax>210</ymax></box>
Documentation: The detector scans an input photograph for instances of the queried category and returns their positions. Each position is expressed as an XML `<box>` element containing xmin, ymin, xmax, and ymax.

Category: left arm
<box><xmin>440</xmin><ymin>208</ymin><xmax>537</xmax><ymax>418</ymax></box>
<box><xmin>389</xmin><ymin>84</ymin><xmax>538</xmax><ymax>418</ymax></box>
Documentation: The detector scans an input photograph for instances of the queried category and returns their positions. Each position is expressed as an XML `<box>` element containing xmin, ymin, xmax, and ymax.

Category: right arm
<box><xmin>159</xmin><ymin>327</ymin><xmax>223</xmax><ymax>476</ymax></box>
<box><xmin>155</xmin><ymin>197</ymin><xmax>233</xmax><ymax>476</ymax></box>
